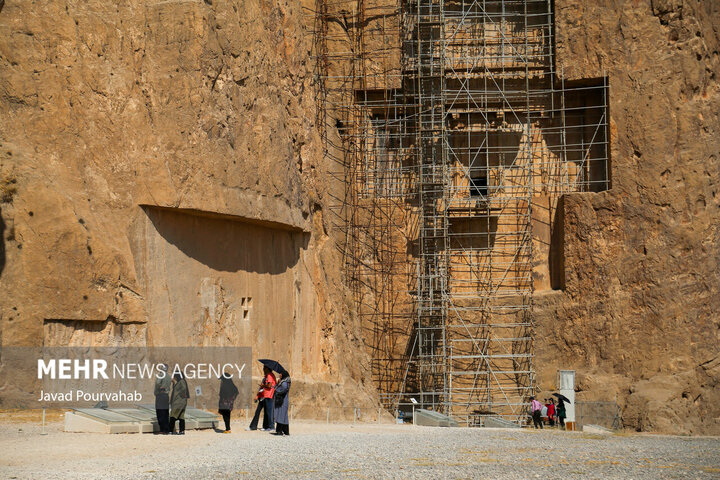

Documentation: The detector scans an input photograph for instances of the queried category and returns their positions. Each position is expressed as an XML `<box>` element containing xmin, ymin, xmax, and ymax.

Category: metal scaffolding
<box><xmin>307</xmin><ymin>0</ymin><xmax>609</xmax><ymax>424</ymax></box>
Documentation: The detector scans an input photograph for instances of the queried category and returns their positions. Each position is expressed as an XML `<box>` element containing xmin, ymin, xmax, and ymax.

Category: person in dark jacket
<box><xmin>218</xmin><ymin>372</ymin><xmax>239</xmax><ymax>433</ymax></box>
<box><xmin>153</xmin><ymin>363</ymin><xmax>171</xmax><ymax>434</ymax></box>
<box><xmin>557</xmin><ymin>398</ymin><xmax>567</xmax><ymax>429</ymax></box>
<box><xmin>170</xmin><ymin>372</ymin><xmax>190</xmax><ymax>435</ymax></box>
<box><xmin>272</xmin><ymin>371</ymin><xmax>291</xmax><ymax>436</ymax></box>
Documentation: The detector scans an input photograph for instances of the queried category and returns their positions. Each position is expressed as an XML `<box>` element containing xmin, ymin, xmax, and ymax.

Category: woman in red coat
<box><xmin>546</xmin><ymin>398</ymin><xmax>556</xmax><ymax>427</ymax></box>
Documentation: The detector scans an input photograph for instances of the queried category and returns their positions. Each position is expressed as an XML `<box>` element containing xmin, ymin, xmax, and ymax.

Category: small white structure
<box><xmin>556</xmin><ymin>370</ymin><xmax>576</xmax><ymax>430</ymax></box>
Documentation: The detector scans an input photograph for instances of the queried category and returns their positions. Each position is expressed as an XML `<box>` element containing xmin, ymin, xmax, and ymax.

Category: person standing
<box><xmin>247</xmin><ymin>379</ymin><xmax>265</xmax><ymax>431</ymax></box>
<box><xmin>218</xmin><ymin>372</ymin><xmax>239</xmax><ymax>433</ymax></box>
<box><xmin>530</xmin><ymin>396</ymin><xmax>543</xmax><ymax>429</ymax></box>
<box><xmin>546</xmin><ymin>398</ymin><xmax>556</xmax><ymax>427</ymax></box>
<box><xmin>170</xmin><ymin>372</ymin><xmax>190</xmax><ymax>435</ymax></box>
<box><xmin>153</xmin><ymin>363</ymin><xmax>171</xmax><ymax>434</ymax></box>
<box><xmin>248</xmin><ymin>366</ymin><xmax>276</xmax><ymax>431</ymax></box>
<box><xmin>272</xmin><ymin>371</ymin><xmax>291</xmax><ymax>436</ymax></box>
<box><xmin>557</xmin><ymin>398</ymin><xmax>567</xmax><ymax>429</ymax></box>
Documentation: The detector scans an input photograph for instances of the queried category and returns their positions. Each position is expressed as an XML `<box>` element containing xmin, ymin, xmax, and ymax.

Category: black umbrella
<box><xmin>552</xmin><ymin>393</ymin><xmax>571</xmax><ymax>404</ymax></box>
<box><xmin>258</xmin><ymin>359</ymin><xmax>288</xmax><ymax>376</ymax></box>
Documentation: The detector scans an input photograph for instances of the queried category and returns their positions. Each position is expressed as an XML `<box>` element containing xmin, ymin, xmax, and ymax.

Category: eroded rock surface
<box><xmin>0</xmin><ymin>0</ymin><xmax>376</xmax><ymax>408</ymax></box>
<box><xmin>534</xmin><ymin>0</ymin><xmax>720</xmax><ymax>435</ymax></box>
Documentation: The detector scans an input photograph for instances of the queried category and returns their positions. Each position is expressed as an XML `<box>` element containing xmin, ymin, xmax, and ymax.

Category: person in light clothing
<box><xmin>530</xmin><ymin>396</ymin><xmax>543</xmax><ymax>429</ymax></box>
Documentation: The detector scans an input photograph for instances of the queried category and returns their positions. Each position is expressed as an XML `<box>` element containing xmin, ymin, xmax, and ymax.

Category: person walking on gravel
<box><xmin>530</xmin><ymin>396</ymin><xmax>543</xmax><ymax>429</ymax></box>
<box><xmin>218</xmin><ymin>372</ymin><xmax>239</xmax><ymax>433</ymax></box>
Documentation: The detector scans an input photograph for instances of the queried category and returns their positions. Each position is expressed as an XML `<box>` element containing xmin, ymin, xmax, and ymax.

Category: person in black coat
<box><xmin>218</xmin><ymin>372</ymin><xmax>239</xmax><ymax>433</ymax></box>
<box><xmin>153</xmin><ymin>363</ymin><xmax>171</xmax><ymax>434</ymax></box>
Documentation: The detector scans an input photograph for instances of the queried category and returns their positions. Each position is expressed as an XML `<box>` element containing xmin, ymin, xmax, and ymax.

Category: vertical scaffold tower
<box><xmin>408</xmin><ymin>0</ymin><xmax>450</xmax><ymax>412</ymax></box>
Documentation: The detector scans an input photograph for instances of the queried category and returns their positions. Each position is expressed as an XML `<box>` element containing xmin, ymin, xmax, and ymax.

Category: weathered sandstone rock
<box><xmin>0</xmin><ymin>0</ymin><xmax>377</xmax><ymax>409</ymax></box>
<box><xmin>534</xmin><ymin>0</ymin><xmax>720</xmax><ymax>435</ymax></box>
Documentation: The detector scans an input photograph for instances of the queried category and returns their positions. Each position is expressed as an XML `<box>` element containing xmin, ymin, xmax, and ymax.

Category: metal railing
<box><xmin>575</xmin><ymin>401</ymin><xmax>621</xmax><ymax>431</ymax></box>
<box><xmin>239</xmin><ymin>404</ymin><xmax>392</xmax><ymax>424</ymax></box>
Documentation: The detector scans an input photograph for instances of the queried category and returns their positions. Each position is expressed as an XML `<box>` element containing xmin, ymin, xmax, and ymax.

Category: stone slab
<box><xmin>65</xmin><ymin>411</ymin><xmax>140</xmax><ymax>434</ymax></box>
<box><xmin>483</xmin><ymin>416</ymin><xmax>521</xmax><ymax>429</ymax></box>
<box><xmin>64</xmin><ymin>407</ymin><xmax>219</xmax><ymax>433</ymax></box>
<box><xmin>413</xmin><ymin>409</ymin><xmax>459</xmax><ymax>427</ymax></box>
<box><xmin>582</xmin><ymin>424</ymin><xmax>613</xmax><ymax>435</ymax></box>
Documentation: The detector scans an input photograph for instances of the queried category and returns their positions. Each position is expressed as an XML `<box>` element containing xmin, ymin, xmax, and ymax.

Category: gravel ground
<box><xmin>0</xmin><ymin>421</ymin><xmax>718</xmax><ymax>479</ymax></box>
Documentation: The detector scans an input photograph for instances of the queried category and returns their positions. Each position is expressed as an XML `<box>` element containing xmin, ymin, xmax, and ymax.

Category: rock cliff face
<box><xmin>534</xmin><ymin>0</ymin><xmax>720</xmax><ymax>434</ymax></box>
<box><xmin>1</xmin><ymin>0</ymin><xmax>718</xmax><ymax>433</ymax></box>
<box><xmin>0</xmin><ymin>0</ymin><xmax>377</xmax><ymax>409</ymax></box>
